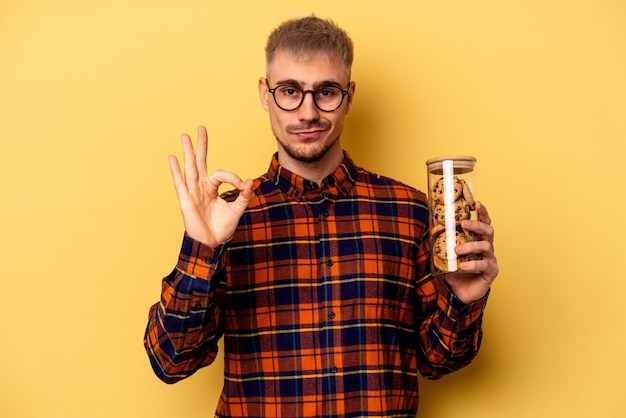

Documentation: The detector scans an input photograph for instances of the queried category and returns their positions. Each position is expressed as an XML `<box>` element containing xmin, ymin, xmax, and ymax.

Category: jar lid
<box><xmin>426</xmin><ymin>155</ymin><xmax>476</xmax><ymax>175</ymax></box>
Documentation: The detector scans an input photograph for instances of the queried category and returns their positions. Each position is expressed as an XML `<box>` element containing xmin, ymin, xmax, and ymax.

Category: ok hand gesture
<box><xmin>168</xmin><ymin>126</ymin><xmax>255</xmax><ymax>248</ymax></box>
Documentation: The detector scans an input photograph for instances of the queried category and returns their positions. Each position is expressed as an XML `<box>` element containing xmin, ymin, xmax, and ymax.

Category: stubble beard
<box><xmin>276</xmin><ymin>133</ymin><xmax>341</xmax><ymax>163</ymax></box>
<box><xmin>276</xmin><ymin>121</ymin><xmax>341</xmax><ymax>163</ymax></box>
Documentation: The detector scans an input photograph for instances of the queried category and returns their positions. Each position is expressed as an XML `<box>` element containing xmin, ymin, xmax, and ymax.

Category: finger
<box><xmin>461</xmin><ymin>219</ymin><xmax>494</xmax><ymax>238</ymax></box>
<box><xmin>461</xmin><ymin>250</ymin><xmax>499</xmax><ymax>277</ymax></box>
<box><xmin>457</xmin><ymin>239</ymin><xmax>493</xmax><ymax>257</ymax></box>
<box><xmin>240</xmin><ymin>178</ymin><xmax>255</xmax><ymax>199</ymax></box>
<box><xmin>456</xmin><ymin>246</ymin><xmax>496</xmax><ymax>278</ymax></box>
<box><xmin>181</xmin><ymin>133</ymin><xmax>198</xmax><ymax>188</ymax></box>
<box><xmin>168</xmin><ymin>155</ymin><xmax>187</xmax><ymax>198</ymax></box>
<box><xmin>475</xmin><ymin>201</ymin><xmax>492</xmax><ymax>225</ymax></box>
<box><xmin>203</xmin><ymin>169</ymin><xmax>246</xmax><ymax>201</ymax></box>
<box><xmin>209</xmin><ymin>169</ymin><xmax>246</xmax><ymax>191</ymax></box>
<box><xmin>195</xmin><ymin>126</ymin><xmax>209</xmax><ymax>179</ymax></box>
<box><xmin>458</xmin><ymin>257</ymin><xmax>498</xmax><ymax>280</ymax></box>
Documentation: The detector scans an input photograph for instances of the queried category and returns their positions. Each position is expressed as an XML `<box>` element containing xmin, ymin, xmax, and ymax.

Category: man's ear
<box><xmin>258</xmin><ymin>77</ymin><xmax>270</xmax><ymax>111</ymax></box>
<box><xmin>345</xmin><ymin>81</ymin><xmax>356</xmax><ymax>115</ymax></box>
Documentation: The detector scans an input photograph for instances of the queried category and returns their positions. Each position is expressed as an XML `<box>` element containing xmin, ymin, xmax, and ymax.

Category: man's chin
<box><xmin>279</xmin><ymin>140</ymin><xmax>336</xmax><ymax>164</ymax></box>
<box><xmin>286</xmin><ymin>148</ymin><xmax>326</xmax><ymax>163</ymax></box>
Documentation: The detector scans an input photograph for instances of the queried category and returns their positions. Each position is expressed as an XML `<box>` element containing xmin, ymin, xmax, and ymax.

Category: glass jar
<box><xmin>426</xmin><ymin>155</ymin><xmax>480</xmax><ymax>275</ymax></box>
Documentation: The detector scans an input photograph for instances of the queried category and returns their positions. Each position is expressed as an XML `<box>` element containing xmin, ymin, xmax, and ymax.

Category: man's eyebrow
<box><xmin>274</xmin><ymin>79</ymin><xmax>344</xmax><ymax>89</ymax></box>
<box><xmin>273</xmin><ymin>79</ymin><xmax>303</xmax><ymax>88</ymax></box>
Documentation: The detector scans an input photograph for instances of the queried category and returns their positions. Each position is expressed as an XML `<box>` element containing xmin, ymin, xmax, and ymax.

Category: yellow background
<box><xmin>1</xmin><ymin>0</ymin><xmax>625</xmax><ymax>417</ymax></box>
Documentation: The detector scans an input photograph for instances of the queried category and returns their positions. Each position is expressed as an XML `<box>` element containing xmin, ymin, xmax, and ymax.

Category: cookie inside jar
<box><xmin>426</xmin><ymin>156</ymin><xmax>481</xmax><ymax>276</ymax></box>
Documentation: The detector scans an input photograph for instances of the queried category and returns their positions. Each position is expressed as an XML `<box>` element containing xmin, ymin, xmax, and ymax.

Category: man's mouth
<box><xmin>287</xmin><ymin>123</ymin><xmax>330</xmax><ymax>140</ymax></box>
<box><xmin>291</xmin><ymin>130</ymin><xmax>325</xmax><ymax>141</ymax></box>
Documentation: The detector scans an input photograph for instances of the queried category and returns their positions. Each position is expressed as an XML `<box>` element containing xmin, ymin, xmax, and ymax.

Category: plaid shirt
<box><xmin>145</xmin><ymin>152</ymin><xmax>488</xmax><ymax>417</ymax></box>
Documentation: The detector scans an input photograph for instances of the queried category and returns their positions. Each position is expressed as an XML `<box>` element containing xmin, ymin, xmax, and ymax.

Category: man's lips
<box><xmin>289</xmin><ymin>129</ymin><xmax>326</xmax><ymax>140</ymax></box>
<box><xmin>287</xmin><ymin>122</ymin><xmax>331</xmax><ymax>140</ymax></box>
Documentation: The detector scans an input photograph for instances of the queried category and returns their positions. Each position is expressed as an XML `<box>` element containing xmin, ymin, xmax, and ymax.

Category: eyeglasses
<box><xmin>266</xmin><ymin>80</ymin><xmax>350</xmax><ymax>112</ymax></box>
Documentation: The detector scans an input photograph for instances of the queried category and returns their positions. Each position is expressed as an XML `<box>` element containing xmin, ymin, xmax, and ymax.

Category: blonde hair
<box><xmin>265</xmin><ymin>15</ymin><xmax>354</xmax><ymax>75</ymax></box>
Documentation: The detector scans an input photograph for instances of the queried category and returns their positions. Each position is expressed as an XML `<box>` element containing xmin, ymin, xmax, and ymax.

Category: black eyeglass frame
<box><xmin>265</xmin><ymin>79</ymin><xmax>351</xmax><ymax>112</ymax></box>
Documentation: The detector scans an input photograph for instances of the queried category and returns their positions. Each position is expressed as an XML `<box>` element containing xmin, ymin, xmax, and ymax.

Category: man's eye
<box><xmin>278</xmin><ymin>87</ymin><xmax>300</xmax><ymax>97</ymax></box>
<box><xmin>317</xmin><ymin>88</ymin><xmax>338</xmax><ymax>98</ymax></box>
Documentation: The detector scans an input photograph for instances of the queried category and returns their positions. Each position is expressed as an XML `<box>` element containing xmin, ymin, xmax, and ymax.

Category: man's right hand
<box><xmin>168</xmin><ymin>125</ymin><xmax>255</xmax><ymax>248</ymax></box>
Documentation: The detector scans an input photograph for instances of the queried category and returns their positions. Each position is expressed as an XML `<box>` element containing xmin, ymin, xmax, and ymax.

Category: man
<box><xmin>144</xmin><ymin>15</ymin><xmax>499</xmax><ymax>417</ymax></box>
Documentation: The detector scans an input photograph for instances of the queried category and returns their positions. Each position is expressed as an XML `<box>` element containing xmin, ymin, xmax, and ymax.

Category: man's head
<box><xmin>260</xmin><ymin>16</ymin><xmax>356</xmax><ymax>172</ymax></box>
<box><xmin>265</xmin><ymin>15</ymin><xmax>354</xmax><ymax>81</ymax></box>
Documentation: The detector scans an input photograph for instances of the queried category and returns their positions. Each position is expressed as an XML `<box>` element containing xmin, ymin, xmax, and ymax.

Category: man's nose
<box><xmin>297</xmin><ymin>91</ymin><xmax>320</xmax><ymax>120</ymax></box>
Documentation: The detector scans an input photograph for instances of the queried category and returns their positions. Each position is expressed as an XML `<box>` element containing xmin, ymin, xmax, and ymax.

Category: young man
<box><xmin>145</xmin><ymin>15</ymin><xmax>499</xmax><ymax>417</ymax></box>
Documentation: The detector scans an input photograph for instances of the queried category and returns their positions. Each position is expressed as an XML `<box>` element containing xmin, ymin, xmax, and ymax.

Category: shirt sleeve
<box><xmin>414</xmin><ymin>230</ymin><xmax>490</xmax><ymax>380</ymax></box>
<box><xmin>143</xmin><ymin>234</ymin><xmax>227</xmax><ymax>383</ymax></box>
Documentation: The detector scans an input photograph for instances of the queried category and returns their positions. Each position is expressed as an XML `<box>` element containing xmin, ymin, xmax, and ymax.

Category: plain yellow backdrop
<box><xmin>1</xmin><ymin>0</ymin><xmax>625</xmax><ymax>417</ymax></box>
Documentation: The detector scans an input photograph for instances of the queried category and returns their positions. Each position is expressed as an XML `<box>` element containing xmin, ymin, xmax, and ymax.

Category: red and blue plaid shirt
<box><xmin>145</xmin><ymin>152</ymin><xmax>488</xmax><ymax>417</ymax></box>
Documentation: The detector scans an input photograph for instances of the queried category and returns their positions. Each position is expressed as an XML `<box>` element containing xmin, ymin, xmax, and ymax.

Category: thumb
<box><xmin>231</xmin><ymin>179</ymin><xmax>255</xmax><ymax>212</ymax></box>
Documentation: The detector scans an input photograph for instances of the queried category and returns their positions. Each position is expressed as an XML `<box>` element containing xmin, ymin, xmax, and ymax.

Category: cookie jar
<box><xmin>425</xmin><ymin>155</ymin><xmax>481</xmax><ymax>275</ymax></box>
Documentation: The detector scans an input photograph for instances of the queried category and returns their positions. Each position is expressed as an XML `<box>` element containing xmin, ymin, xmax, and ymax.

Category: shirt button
<box><xmin>204</xmin><ymin>257</ymin><xmax>212</xmax><ymax>265</ymax></box>
<box><xmin>322</xmin><ymin>210</ymin><xmax>330</xmax><ymax>217</ymax></box>
<box><xmin>328</xmin><ymin>311</ymin><xmax>336</xmax><ymax>319</ymax></box>
<box><xmin>326</xmin><ymin>259</ymin><xmax>334</xmax><ymax>266</ymax></box>
<box><xmin>330</xmin><ymin>366</ymin><xmax>339</xmax><ymax>373</ymax></box>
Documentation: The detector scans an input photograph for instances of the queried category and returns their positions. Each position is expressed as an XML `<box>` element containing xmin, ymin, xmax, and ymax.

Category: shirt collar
<box><xmin>267</xmin><ymin>151</ymin><xmax>358</xmax><ymax>201</ymax></box>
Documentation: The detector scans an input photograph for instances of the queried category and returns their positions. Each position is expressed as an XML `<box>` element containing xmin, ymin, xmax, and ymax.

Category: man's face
<box><xmin>259</xmin><ymin>50</ymin><xmax>355</xmax><ymax>167</ymax></box>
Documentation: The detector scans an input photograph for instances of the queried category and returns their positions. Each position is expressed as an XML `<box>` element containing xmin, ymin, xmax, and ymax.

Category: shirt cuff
<box><xmin>439</xmin><ymin>280</ymin><xmax>490</xmax><ymax>323</ymax></box>
<box><xmin>176</xmin><ymin>233</ymin><xmax>223</xmax><ymax>280</ymax></box>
